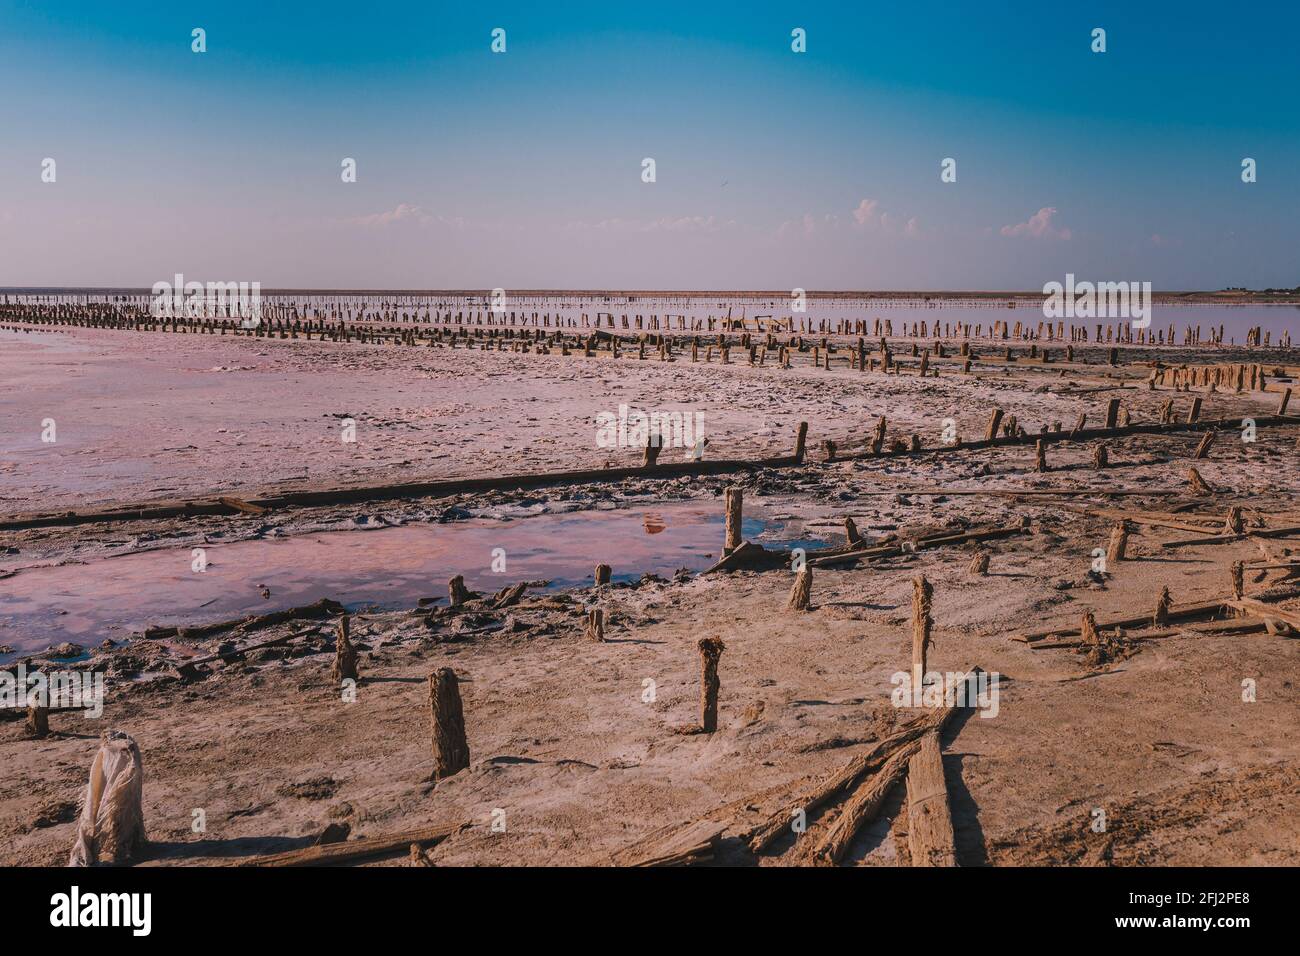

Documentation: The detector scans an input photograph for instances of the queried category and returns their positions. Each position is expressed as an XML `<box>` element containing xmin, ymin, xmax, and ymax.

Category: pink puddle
<box><xmin>0</xmin><ymin>504</ymin><xmax>815</xmax><ymax>659</ymax></box>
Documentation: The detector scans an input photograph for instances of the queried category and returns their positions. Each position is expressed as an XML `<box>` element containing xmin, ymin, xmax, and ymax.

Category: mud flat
<box><xmin>2</xmin><ymin>308</ymin><xmax>1299</xmax><ymax>867</ymax></box>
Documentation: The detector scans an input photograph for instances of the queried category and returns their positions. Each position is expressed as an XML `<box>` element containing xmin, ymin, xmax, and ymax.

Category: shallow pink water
<box><xmin>0</xmin><ymin>504</ymin><xmax>819</xmax><ymax>659</ymax></box>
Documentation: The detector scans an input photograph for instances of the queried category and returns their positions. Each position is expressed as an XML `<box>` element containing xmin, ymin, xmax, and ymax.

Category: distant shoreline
<box><xmin>3</xmin><ymin>287</ymin><xmax>1299</xmax><ymax>304</ymax></box>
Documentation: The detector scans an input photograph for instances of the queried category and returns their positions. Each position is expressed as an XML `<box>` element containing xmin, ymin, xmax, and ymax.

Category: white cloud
<box><xmin>999</xmin><ymin>206</ymin><xmax>1071</xmax><ymax>240</ymax></box>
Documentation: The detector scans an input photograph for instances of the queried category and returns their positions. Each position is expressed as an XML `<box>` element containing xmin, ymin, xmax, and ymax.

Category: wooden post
<box><xmin>1230</xmin><ymin>561</ymin><xmax>1244</xmax><ymax>601</ymax></box>
<box><xmin>912</xmin><ymin>576</ymin><xmax>933</xmax><ymax>687</ymax></box>
<box><xmin>1106</xmin><ymin>521</ymin><xmax>1129</xmax><ymax>564</ymax></box>
<box><xmin>1278</xmin><ymin>387</ymin><xmax>1292</xmax><ymax>416</ymax></box>
<box><xmin>1192</xmin><ymin>432</ymin><xmax>1214</xmax><ymax>460</ymax></box>
<box><xmin>794</xmin><ymin>421</ymin><xmax>808</xmax><ymax>463</ymax></box>
<box><xmin>332</xmin><ymin>614</ymin><xmax>359</xmax><ymax>683</ymax></box>
<box><xmin>1185</xmin><ymin>466</ymin><xmax>1212</xmax><ymax>495</ymax></box>
<box><xmin>984</xmin><ymin>408</ymin><xmax>1004</xmax><ymax>442</ymax></box>
<box><xmin>788</xmin><ymin>567</ymin><xmax>813</xmax><ymax>611</ymax></box>
<box><xmin>1187</xmin><ymin>397</ymin><xmax>1202</xmax><ymax>423</ymax></box>
<box><xmin>429</xmin><ymin>668</ymin><xmax>469</xmax><ymax>781</ymax></box>
<box><xmin>1093</xmin><ymin>443</ymin><xmax>1108</xmax><ymax>469</ymax></box>
<box><xmin>968</xmin><ymin>551</ymin><xmax>989</xmax><ymax>576</ymax></box>
<box><xmin>1034</xmin><ymin>439</ymin><xmax>1048</xmax><ymax>472</ymax></box>
<box><xmin>26</xmin><ymin>703</ymin><xmax>49</xmax><ymax>738</ymax></box>
<box><xmin>448</xmin><ymin>575</ymin><xmax>471</xmax><ymax>607</ymax></box>
<box><xmin>1224</xmin><ymin>505</ymin><xmax>1245</xmax><ymax>535</ymax></box>
<box><xmin>1104</xmin><ymin>398</ymin><xmax>1120</xmax><ymax>430</ymax></box>
<box><xmin>1154</xmin><ymin>586</ymin><xmax>1171</xmax><ymax>627</ymax></box>
<box><xmin>643</xmin><ymin>434</ymin><xmax>662</xmax><ymax>467</ymax></box>
<box><xmin>697</xmin><ymin>637</ymin><xmax>725</xmax><ymax>733</ymax></box>
<box><xmin>594</xmin><ymin>563</ymin><xmax>612</xmax><ymax>586</ymax></box>
<box><xmin>724</xmin><ymin>487</ymin><xmax>743</xmax><ymax>555</ymax></box>
<box><xmin>1081</xmin><ymin>610</ymin><xmax>1099</xmax><ymax>645</ymax></box>
<box><xmin>585</xmin><ymin>607</ymin><xmax>606</xmax><ymax>642</ymax></box>
<box><xmin>843</xmin><ymin>516</ymin><xmax>862</xmax><ymax>545</ymax></box>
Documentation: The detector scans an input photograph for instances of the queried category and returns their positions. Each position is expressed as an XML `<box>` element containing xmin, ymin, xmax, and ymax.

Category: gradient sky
<box><xmin>0</xmin><ymin>0</ymin><xmax>1296</xmax><ymax>290</ymax></box>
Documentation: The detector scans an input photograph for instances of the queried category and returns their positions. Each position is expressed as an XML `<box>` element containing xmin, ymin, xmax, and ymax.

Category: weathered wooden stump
<box><xmin>912</xmin><ymin>576</ymin><xmax>933</xmax><ymax>686</ymax></box>
<box><xmin>448</xmin><ymin>575</ymin><xmax>472</xmax><ymax>607</ymax></box>
<box><xmin>1192</xmin><ymin>432</ymin><xmax>1214</xmax><ymax>460</ymax></box>
<box><xmin>1153</xmin><ymin>586</ymin><xmax>1171</xmax><ymax>627</ymax></box>
<box><xmin>723</xmin><ymin>487</ymin><xmax>743</xmax><ymax>555</ymax></box>
<box><xmin>585</xmin><ymin>607</ymin><xmax>606</xmax><ymax>642</ymax></box>
<box><xmin>788</xmin><ymin>567</ymin><xmax>813</xmax><ymax>611</ymax></box>
<box><xmin>429</xmin><ymin>668</ymin><xmax>469</xmax><ymax>782</ymax></box>
<box><xmin>697</xmin><ymin>637</ymin><xmax>726</xmax><ymax>733</ymax></box>
<box><xmin>332</xmin><ymin>614</ymin><xmax>359</xmax><ymax>683</ymax></box>
<box><xmin>1106</xmin><ymin>521</ymin><xmax>1130</xmax><ymax>564</ymax></box>
<box><xmin>968</xmin><ymin>551</ymin><xmax>990</xmax><ymax>576</ymax></box>
<box><xmin>594</xmin><ymin>563</ymin><xmax>612</xmax><ymax>586</ymax></box>
<box><xmin>1185</xmin><ymin>466</ymin><xmax>1212</xmax><ymax>495</ymax></box>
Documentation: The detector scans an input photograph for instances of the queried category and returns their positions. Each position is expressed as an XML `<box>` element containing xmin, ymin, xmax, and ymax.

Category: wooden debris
<box><xmin>233</xmin><ymin>822</ymin><xmax>464</xmax><ymax>867</ymax></box>
<box><xmin>1192</xmin><ymin>432</ymin><xmax>1215</xmax><ymax>460</ymax></box>
<box><xmin>968</xmin><ymin>550</ymin><xmax>990</xmax><ymax>576</ymax></box>
<box><xmin>906</xmin><ymin>731</ymin><xmax>957</xmax><ymax>867</ymax></box>
<box><xmin>609</xmin><ymin>819</ymin><xmax>728</xmax><ymax>867</ymax></box>
<box><xmin>594</xmin><ymin>563</ymin><xmax>612</xmax><ymax>587</ymax></box>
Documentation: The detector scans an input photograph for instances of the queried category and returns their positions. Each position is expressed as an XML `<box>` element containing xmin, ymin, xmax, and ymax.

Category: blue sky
<box><xmin>0</xmin><ymin>0</ymin><xmax>1296</xmax><ymax>289</ymax></box>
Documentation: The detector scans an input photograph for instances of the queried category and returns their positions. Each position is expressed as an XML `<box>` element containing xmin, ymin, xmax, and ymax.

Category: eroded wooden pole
<box><xmin>697</xmin><ymin>637</ymin><xmax>725</xmax><ymax>733</ymax></box>
<box><xmin>429</xmin><ymin>668</ymin><xmax>469</xmax><ymax>781</ymax></box>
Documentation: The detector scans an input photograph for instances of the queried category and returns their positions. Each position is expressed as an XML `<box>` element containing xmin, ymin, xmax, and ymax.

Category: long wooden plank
<box><xmin>905</xmin><ymin>732</ymin><xmax>957</xmax><ymax>867</ymax></box>
<box><xmin>230</xmin><ymin>822</ymin><xmax>464</xmax><ymax>867</ymax></box>
<box><xmin>809</xmin><ymin>741</ymin><xmax>919</xmax><ymax>866</ymax></box>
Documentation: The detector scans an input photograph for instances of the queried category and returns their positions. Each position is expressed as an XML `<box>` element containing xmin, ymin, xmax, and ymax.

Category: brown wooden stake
<box><xmin>332</xmin><ymin>614</ymin><xmax>359</xmax><ymax>683</ymax></box>
<box><xmin>1093</xmin><ymin>443</ymin><xmax>1108</xmax><ymax>469</ymax></box>
<box><xmin>594</xmin><ymin>563</ymin><xmax>612</xmax><ymax>586</ymax></box>
<box><xmin>788</xmin><ymin>567</ymin><xmax>813</xmax><ymax>611</ymax></box>
<box><xmin>1034</xmin><ymin>439</ymin><xmax>1048</xmax><ymax>472</ymax></box>
<box><xmin>643</xmin><ymin>435</ymin><xmax>662</xmax><ymax>467</ymax></box>
<box><xmin>586</xmin><ymin>607</ymin><xmax>606</xmax><ymax>642</ymax></box>
<box><xmin>1153</xmin><ymin>586</ymin><xmax>1171</xmax><ymax>627</ymax></box>
<box><xmin>26</xmin><ymin>704</ymin><xmax>49</xmax><ymax>738</ymax></box>
<box><xmin>1230</xmin><ymin>561</ymin><xmax>1245</xmax><ymax>602</ymax></box>
<box><xmin>968</xmin><ymin>551</ymin><xmax>989</xmax><ymax>576</ymax></box>
<box><xmin>1278</xmin><ymin>387</ymin><xmax>1293</xmax><ymax>416</ymax></box>
<box><xmin>984</xmin><ymin>408</ymin><xmax>1004</xmax><ymax>442</ymax></box>
<box><xmin>1187</xmin><ymin>397</ymin><xmax>1202</xmax><ymax>423</ymax></box>
<box><xmin>429</xmin><ymin>668</ymin><xmax>470</xmax><ymax>781</ymax></box>
<box><xmin>1106</xmin><ymin>521</ymin><xmax>1129</xmax><ymax>564</ymax></box>
<box><xmin>448</xmin><ymin>575</ymin><xmax>472</xmax><ymax>607</ymax></box>
<box><xmin>843</xmin><ymin>516</ymin><xmax>862</xmax><ymax>545</ymax></box>
<box><xmin>1192</xmin><ymin>432</ymin><xmax>1214</xmax><ymax>460</ymax></box>
<box><xmin>794</xmin><ymin>422</ymin><xmax>808</xmax><ymax>463</ymax></box>
<box><xmin>697</xmin><ymin>637</ymin><xmax>726</xmax><ymax>733</ymax></box>
<box><xmin>1224</xmin><ymin>505</ymin><xmax>1245</xmax><ymax>535</ymax></box>
<box><xmin>1081</xmin><ymin>610</ymin><xmax>1100</xmax><ymax>645</ymax></box>
<box><xmin>1185</xmin><ymin>466</ymin><xmax>1212</xmax><ymax>495</ymax></box>
<box><xmin>724</xmin><ymin>487</ymin><xmax>743</xmax><ymax>555</ymax></box>
<box><xmin>1104</xmin><ymin>398</ymin><xmax>1121</xmax><ymax>429</ymax></box>
<box><xmin>912</xmin><ymin>576</ymin><xmax>933</xmax><ymax>687</ymax></box>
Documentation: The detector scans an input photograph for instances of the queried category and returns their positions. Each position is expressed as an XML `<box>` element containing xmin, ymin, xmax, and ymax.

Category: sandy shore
<box><xmin>2</xmin><ymin>322</ymin><xmax>1298</xmax><ymax>866</ymax></box>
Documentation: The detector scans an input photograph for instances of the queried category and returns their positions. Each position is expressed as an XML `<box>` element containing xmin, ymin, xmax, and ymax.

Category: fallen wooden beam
<box><xmin>229</xmin><ymin>822</ymin><xmax>465</xmax><ymax>866</ymax></box>
<box><xmin>1160</xmin><ymin>526</ymin><xmax>1300</xmax><ymax>549</ymax></box>
<box><xmin>810</xmin><ymin>739</ymin><xmax>920</xmax><ymax>866</ymax></box>
<box><xmin>905</xmin><ymin>731</ymin><xmax>957</xmax><ymax>867</ymax></box>
<box><xmin>609</xmin><ymin>819</ymin><xmax>729</xmax><ymax>866</ymax></box>
<box><xmin>1018</xmin><ymin>586</ymin><xmax>1300</xmax><ymax>641</ymax></box>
